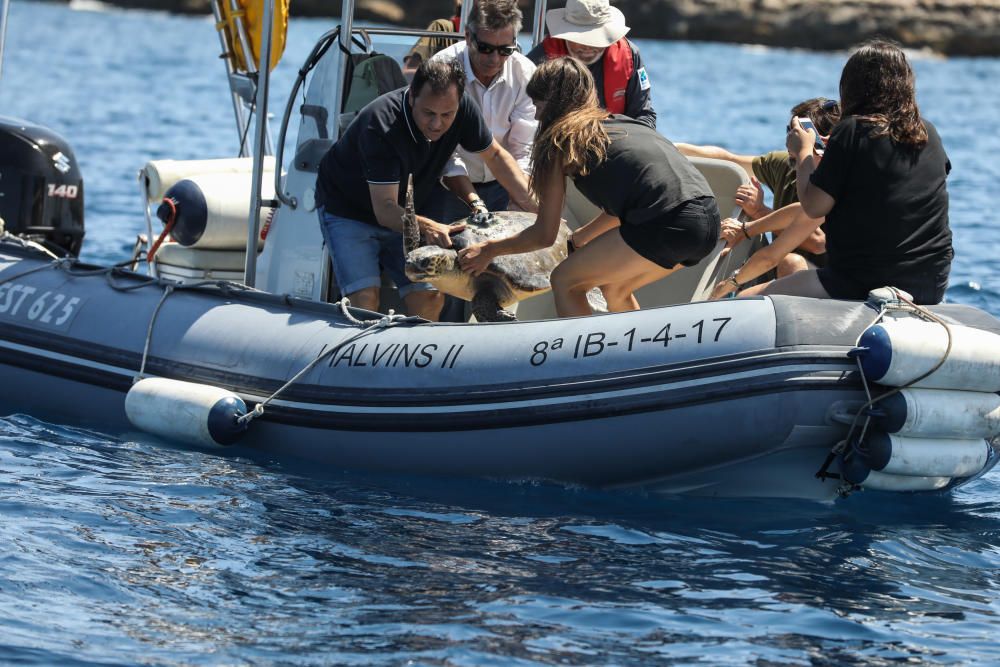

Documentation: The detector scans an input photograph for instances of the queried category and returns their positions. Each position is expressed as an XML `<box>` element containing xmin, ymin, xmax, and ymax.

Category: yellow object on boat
<box><xmin>216</xmin><ymin>0</ymin><xmax>289</xmax><ymax>73</ymax></box>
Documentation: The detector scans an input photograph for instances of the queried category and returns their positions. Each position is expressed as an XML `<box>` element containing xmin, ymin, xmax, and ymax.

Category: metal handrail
<box><xmin>0</xmin><ymin>0</ymin><xmax>9</xmax><ymax>81</ymax></box>
<box><xmin>243</xmin><ymin>0</ymin><xmax>275</xmax><ymax>287</ymax></box>
<box><xmin>272</xmin><ymin>27</ymin><xmax>341</xmax><ymax>209</ymax></box>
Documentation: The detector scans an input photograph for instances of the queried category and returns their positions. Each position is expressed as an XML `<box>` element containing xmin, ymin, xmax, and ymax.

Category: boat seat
<box><xmin>153</xmin><ymin>242</ymin><xmax>248</xmax><ymax>282</ymax></box>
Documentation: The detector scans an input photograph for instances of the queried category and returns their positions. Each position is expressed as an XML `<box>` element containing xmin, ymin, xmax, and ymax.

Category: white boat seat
<box><xmin>153</xmin><ymin>242</ymin><xmax>248</xmax><ymax>283</ymax></box>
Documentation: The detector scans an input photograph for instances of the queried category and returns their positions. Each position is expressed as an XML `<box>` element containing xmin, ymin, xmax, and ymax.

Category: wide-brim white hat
<box><xmin>546</xmin><ymin>0</ymin><xmax>630</xmax><ymax>48</ymax></box>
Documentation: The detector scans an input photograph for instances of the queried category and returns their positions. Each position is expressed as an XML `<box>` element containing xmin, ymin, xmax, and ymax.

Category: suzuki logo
<box><xmin>53</xmin><ymin>152</ymin><xmax>72</xmax><ymax>174</ymax></box>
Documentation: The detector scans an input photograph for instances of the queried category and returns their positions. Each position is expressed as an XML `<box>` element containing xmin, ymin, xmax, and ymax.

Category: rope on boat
<box><xmin>235</xmin><ymin>298</ymin><xmax>423</xmax><ymax>426</ymax></box>
<box><xmin>815</xmin><ymin>287</ymin><xmax>956</xmax><ymax>494</ymax></box>
<box><xmin>135</xmin><ymin>284</ymin><xmax>174</xmax><ymax>382</ymax></box>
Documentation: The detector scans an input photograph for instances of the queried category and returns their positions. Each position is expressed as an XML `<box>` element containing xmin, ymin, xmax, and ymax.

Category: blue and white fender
<box><xmin>876</xmin><ymin>388</ymin><xmax>1000</xmax><ymax>439</ymax></box>
<box><xmin>855</xmin><ymin>318</ymin><xmax>1000</xmax><ymax>391</ymax></box>
<box><xmin>124</xmin><ymin>377</ymin><xmax>249</xmax><ymax>447</ymax></box>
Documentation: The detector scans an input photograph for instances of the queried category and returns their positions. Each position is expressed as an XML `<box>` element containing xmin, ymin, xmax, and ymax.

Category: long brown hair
<box><xmin>525</xmin><ymin>57</ymin><xmax>609</xmax><ymax>195</ymax></box>
<box><xmin>839</xmin><ymin>39</ymin><xmax>927</xmax><ymax>147</ymax></box>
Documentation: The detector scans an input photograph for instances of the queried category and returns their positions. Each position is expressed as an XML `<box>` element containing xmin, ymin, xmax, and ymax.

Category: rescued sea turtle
<box><xmin>402</xmin><ymin>180</ymin><xmax>571</xmax><ymax>322</ymax></box>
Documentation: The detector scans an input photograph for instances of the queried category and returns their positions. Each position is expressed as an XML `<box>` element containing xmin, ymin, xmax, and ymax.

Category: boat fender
<box><xmin>877</xmin><ymin>388</ymin><xmax>1000</xmax><ymax>439</ymax></box>
<box><xmin>860</xmin><ymin>470</ymin><xmax>952</xmax><ymax>493</ymax></box>
<box><xmin>142</xmin><ymin>157</ymin><xmax>276</xmax><ymax>202</ymax></box>
<box><xmin>852</xmin><ymin>319</ymin><xmax>1000</xmax><ymax>391</ymax></box>
<box><xmin>125</xmin><ymin>378</ymin><xmax>249</xmax><ymax>447</ymax></box>
<box><xmin>858</xmin><ymin>430</ymin><xmax>989</xmax><ymax>478</ymax></box>
<box><xmin>161</xmin><ymin>172</ymin><xmax>274</xmax><ymax>250</ymax></box>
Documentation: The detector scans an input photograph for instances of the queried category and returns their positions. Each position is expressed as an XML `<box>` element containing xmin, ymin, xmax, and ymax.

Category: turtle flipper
<box><xmin>472</xmin><ymin>289</ymin><xmax>516</xmax><ymax>322</ymax></box>
<box><xmin>402</xmin><ymin>175</ymin><xmax>420</xmax><ymax>256</ymax></box>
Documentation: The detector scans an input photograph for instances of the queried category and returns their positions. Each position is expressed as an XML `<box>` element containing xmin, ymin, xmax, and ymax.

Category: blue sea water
<box><xmin>1</xmin><ymin>1</ymin><xmax>1000</xmax><ymax>664</ymax></box>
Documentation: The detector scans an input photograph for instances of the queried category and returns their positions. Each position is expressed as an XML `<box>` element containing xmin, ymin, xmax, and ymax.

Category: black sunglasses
<box><xmin>471</xmin><ymin>34</ymin><xmax>517</xmax><ymax>57</ymax></box>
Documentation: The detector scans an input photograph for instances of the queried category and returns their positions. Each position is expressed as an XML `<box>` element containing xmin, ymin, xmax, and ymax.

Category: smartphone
<box><xmin>796</xmin><ymin>117</ymin><xmax>825</xmax><ymax>154</ymax></box>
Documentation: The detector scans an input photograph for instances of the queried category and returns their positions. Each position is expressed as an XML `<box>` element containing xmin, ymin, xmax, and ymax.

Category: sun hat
<box><xmin>545</xmin><ymin>0</ymin><xmax>630</xmax><ymax>48</ymax></box>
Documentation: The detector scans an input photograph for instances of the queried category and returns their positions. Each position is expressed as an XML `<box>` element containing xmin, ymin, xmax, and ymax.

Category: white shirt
<box><xmin>432</xmin><ymin>41</ymin><xmax>537</xmax><ymax>183</ymax></box>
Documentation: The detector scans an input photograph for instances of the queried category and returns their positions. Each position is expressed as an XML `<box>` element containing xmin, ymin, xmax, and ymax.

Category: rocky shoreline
<box><xmin>85</xmin><ymin>0</ymin><xmax>1000</xmax><ymax>57</ymax></box>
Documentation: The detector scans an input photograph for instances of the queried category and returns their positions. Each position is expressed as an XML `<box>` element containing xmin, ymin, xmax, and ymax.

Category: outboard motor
<box><xmin>0</xmin><ymin>116</ymin><xmax>85</xmax><ymax>256</ymax></box>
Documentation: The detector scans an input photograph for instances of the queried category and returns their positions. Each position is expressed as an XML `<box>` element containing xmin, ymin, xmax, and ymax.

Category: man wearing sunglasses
<box><xmin>431</xmin><ymin>0</ymin><xmax>538</xmax><ymax>224</ymax></box>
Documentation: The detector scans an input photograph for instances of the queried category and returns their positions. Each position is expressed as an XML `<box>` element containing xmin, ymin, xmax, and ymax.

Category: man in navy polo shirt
<box><xmin>315</xmin><ymin>58</ymin><xmax>536</xmax><ymax>320</ymax></box>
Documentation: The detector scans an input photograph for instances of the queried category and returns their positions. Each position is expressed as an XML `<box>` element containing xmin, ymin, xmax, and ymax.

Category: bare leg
<box><xmin>403</xmin><ymin>290</ymin><xmax>445</xmax><ymax>321</ymax></box>
<box><xmin>345</xmin><ymin>286</ymin><xmax>379</xmax><ymax>312</ymax></box>
<box><xmin>552</xmin><ymin>229</ymin><xmax>675</xmax><ymax>318</ymax></box>
<box><xmin>761</xmin><ymin>269</ymin><xmax>831</xmax><ymax>298</ymax></box>
<box><xmin>776</xmin><ymin>252</ymin><xmax>809</xmax><ymax>278</ymax></box>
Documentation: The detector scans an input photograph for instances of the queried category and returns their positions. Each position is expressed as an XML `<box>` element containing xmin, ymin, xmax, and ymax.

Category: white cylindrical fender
<box><xmin>861</xmin><ymin>470</ymin><xmax>952</xmax><ymax>493</ymax></box>
<box><xmin>863</xmin><ymin>431</ymin><xmax>990</xmax><ymax>478</ymax></box>
<box><xmin>125</xmin><ymin>377</ymin><xmax>248</xmax><ymax>447</ymax></box>
<box><xmin>162</xmin><ymin>172</ymin><xmax>275</xmax><ymax>250</ymax></box>
<box><xmin>856</xmin><ymin>318</ymin><xmax>1000</xmax><ymax>391</ymax></box>
<box><xmin>878</xmin><ymin>388</ymin><xmax>1000</xmax><ymax>439</ymax></box>
<box><xmin>142</xmin><ymin>157</ymin><xmax>276</xmax><ymax>202</ymax></box>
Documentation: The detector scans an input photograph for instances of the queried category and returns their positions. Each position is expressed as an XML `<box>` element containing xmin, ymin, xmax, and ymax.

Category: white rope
<box><xmin>135</xmin><ymin>285</ymin><xmax>174</xmax><ymax>382</ymax></box>
<box><xmin>236</xmin><ymin>298</ymin><xmax>413</xmax><ymax>426</ymax></box>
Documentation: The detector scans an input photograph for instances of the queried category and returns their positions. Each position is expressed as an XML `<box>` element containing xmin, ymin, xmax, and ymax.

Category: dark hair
<box><xmin>790</xmin><ymin>98</ymin><xmax>842</xmax><ymax>136</ymax></box>
<box><xmin>411</xmin><ymin>57</ymin><xmax>466</xmax><ymax>99</ymax></box>
<box><xmin>466</xmin><ymin>0</ymin><xmax>523</xmax><ymax>36</ymax></box>
<box><xmin>839</xmin><ymin>39</ymin><xmax>927</xmax><ymax>147</ymax></box>
<box><xmin>526</xmin><ymin>57</ymin><xmax>609</xmax><ymax>195</ymax></box>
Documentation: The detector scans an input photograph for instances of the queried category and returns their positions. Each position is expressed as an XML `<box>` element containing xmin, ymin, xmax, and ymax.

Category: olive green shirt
<box><xmin>752</xmin><ymin>150</ymin><xmax>797</xmax><ymax>209</ymax></box>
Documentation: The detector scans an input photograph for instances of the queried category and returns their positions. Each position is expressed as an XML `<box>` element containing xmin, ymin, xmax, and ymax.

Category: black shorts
<box><xmin>619</xmin><ymin>197</ymin><xmax>721</xmax><ymax>270</ymax></box>
<box><xmin>816</xmin><ymin>266</ymin><xmax>949</xmax><ymax>305</ymax></box>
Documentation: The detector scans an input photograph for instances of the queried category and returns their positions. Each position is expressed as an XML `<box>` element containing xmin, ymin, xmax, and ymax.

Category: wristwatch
<box><xmin>727</xmin><ymin>269</ymin><xmax>743</xmax><ymax>290</ymax></box>
<box><xmin>741</xmin><ymin>219</ymin><xmax>752</xmax><ymax>240</ymax></box>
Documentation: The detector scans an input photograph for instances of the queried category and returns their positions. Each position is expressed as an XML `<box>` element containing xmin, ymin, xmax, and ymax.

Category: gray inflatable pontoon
<box><xmin>2</xmin><ymin>238</ymin><xmax>998</xmax><ymax>499</ymax></box>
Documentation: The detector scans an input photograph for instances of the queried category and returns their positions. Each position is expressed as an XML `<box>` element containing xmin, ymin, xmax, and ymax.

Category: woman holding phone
<box><xmin>457</xmin><ymin>56</ymin><xmax>719</xmax><ymax>317</ymax></box>
<box><xmin>764</xmin><ymin>38</ymin><xmax>953</xmax><ymax>304</ymax></box>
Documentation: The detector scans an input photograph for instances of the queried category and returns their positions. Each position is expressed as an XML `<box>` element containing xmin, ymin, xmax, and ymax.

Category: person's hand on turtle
<box><xmin>469</xmin><ymin>197</ymin><xmax>490</xmax><ymax>225</ymax></box>
<box><xmin>734</xmin><ymin>176</ymin><xmax>766</xmax><ymax>219</ymax></box>
<box><xmin>420</xmin><ymin>218</ymin><xmax>466</xmax><ymax>248</ymax></box>
<box><xmin>458</xmin><ymin>241</ymin><xmax>494</xmax><ymax>276</ymax></box>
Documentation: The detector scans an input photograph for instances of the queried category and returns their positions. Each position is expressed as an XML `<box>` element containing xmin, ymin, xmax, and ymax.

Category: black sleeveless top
<box><xmin>572</xmin><ymin>115</ymin><xmax>714</xmax><ymax>227</ymax></box>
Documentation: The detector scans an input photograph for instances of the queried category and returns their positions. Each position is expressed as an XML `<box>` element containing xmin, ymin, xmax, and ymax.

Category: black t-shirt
<box><xmin>572</xmin><ymin>116</ymin><xmax>713</xmax><ymax>227</ymax></box>
<box><xmin>810</xmin><ymin>117</ymin><xmax>953</xmax><ymax>291</ymax></box>
<box><xmin>316</xmin><ymin>87</ymin><xmax>494</xmax><ymax>222</ymax></box>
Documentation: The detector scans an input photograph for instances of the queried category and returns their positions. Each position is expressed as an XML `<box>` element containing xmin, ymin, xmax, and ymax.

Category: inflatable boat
<box><xmin>0</xmin><ymin>0</ymin><xmax>997</xmax><ymax>499</ymax></box>
<box><xmin>1</xmin><ymin>237</ymin><xmax>998</xmax><ymax>499</ymax></box>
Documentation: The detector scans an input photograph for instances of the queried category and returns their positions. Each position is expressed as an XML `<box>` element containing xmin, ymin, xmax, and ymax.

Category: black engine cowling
<box><xmin>0</xmin><ymin>116</ymin><xmax>85</xmax><ymax>256</ymax></box>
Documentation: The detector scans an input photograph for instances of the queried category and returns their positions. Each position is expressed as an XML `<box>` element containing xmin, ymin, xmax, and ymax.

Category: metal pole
<box><xmin>0</xmin><ymin>0</ymin><xmax>10</xmax><ymax>81</ymax></box>
<box><xmin>210</xmin><ymin>0</ymin><xmax>251</xmax><ymax>156</ymax></box>
<box><xmin>326</xmin><ymin>0</ymin><xmax>354</xmax><ymax>136</ymax></box>
<box><xmin>532</xmin><ymin>0</ymin><xmax>547</xmax><ymax>47</ymax></box>
<box><xmin>243</xmin><ymin>0</ymin><xmax>275</xmax><ymax>287</ymax></box>
<box><xmin>460</xmin><ymin>0</ymin><xmax>473</xmax><ymax>32</ymax></box>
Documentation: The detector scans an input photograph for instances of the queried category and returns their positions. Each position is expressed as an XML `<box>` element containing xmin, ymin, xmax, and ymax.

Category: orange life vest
<box><xmin>541</xmin><ymin>37</ymin><xmax>634</xmax><ymax>115</ymax></box>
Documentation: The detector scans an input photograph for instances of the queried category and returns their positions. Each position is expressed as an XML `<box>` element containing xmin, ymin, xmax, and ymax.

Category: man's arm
<box><xmin>478</xmin><ymin>138</ymin><xmax>538</xmax><ymax>213</ymax></box>
<box><xmin>442</xmin><ymin>175</ymin><xmax>488</xmax><ymax>214</ymax></box>
<box><xmin>675</xmin><ymin>143</ymin><xmax>756</xmax><ymax>180</ymax></box>
<box><xmin>507</xmin><ymin>63</ymin><xmax>539</xmax><ymax>173</ymax></box>
<box><xmin>368</xmin><ymin>182</ymin><xmax>464</xmax><ymax>247</ymax></box>
<box><xmin>624</xmin><ymin>46</ymin><xmax>656</xmax><ymax>128</ymax></box>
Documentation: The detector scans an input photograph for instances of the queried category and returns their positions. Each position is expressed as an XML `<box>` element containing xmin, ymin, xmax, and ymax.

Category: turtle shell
<box><xmin>449</xmin><ymin>212</ymin><xmax>571</xmax><ymax>293</ymax></box>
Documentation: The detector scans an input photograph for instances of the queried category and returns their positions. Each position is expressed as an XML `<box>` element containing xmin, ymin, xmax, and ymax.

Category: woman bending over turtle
<box><xmin>769</xmin><ymin>38</ymin><xmax>953</xmax><ymax>304</ymax></box>
<box><xmin>458</xmin><ymin>57</ymin><xmax>720</xmax><ymax>317</ymax></box>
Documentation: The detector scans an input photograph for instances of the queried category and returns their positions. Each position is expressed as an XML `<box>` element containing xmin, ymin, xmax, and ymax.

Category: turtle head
<box><xmin>405</xmin><ymin>245</ymin><xmax>459</xmax><ymax>281</ymax></box>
